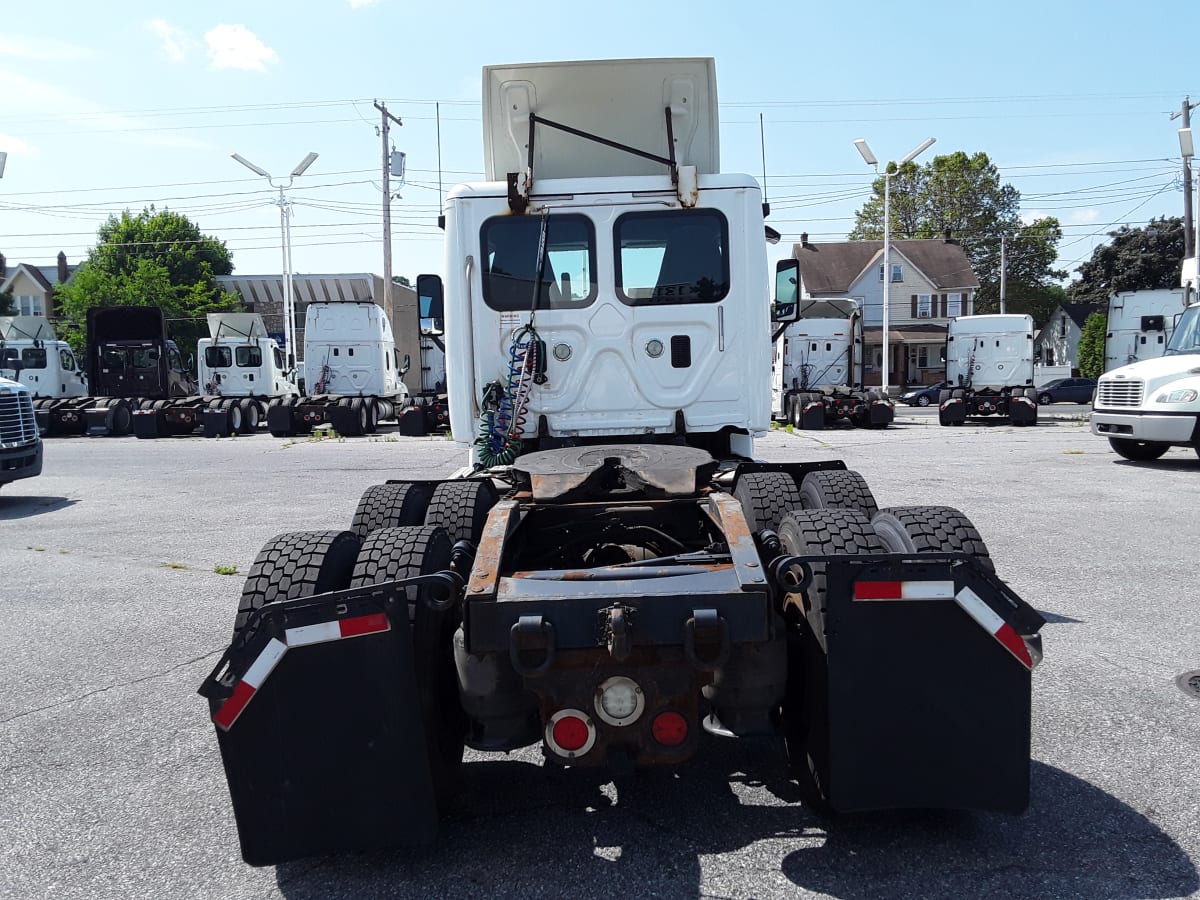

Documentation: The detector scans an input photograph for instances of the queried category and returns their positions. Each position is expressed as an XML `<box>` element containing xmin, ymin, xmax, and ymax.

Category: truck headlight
<box><xmin>1155</xmin><ymin>389</ymin><xmax>1198</xmax><ymax>403</ymax></box>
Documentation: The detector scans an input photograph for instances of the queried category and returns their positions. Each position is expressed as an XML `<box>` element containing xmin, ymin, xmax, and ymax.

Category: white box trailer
<box><xmin>200</xmin><ymin>59</ymin><xmax>1045</xmax><ymax>867</ymax></box>
<box><xmin>939</xmin><ymin>314</ymin><xmax>1038</xmax><ymax>426</ymax></box>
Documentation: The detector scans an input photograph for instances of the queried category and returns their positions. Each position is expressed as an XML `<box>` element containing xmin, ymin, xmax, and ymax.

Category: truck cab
<box><xmin>197</xmin><ymin>313</ymin><xmax>297</xmax><ymax>400</ymax></box>
<box><xmin>1092</xmin><ymin>260</ymin><xmax>1200</xmax><ymax>460</ymax></box>
<box><xmin>0</xmin><ymin>316</ymin><xmax>88</xmax><ymax>399</ymax></box>
<box><xmin>939</xmin><ymin>314</ymin><xmax>1038</xmax><ymax>426</ymax></box>
<box><xmin>302</xmin><ymin>302</ymin><xmax>407</xmax><ymax>402</ymax></box>
<box><xmin>0</xmin><ymin>376</ymin><xmax>43</xmax><ymax>488</ymax></box>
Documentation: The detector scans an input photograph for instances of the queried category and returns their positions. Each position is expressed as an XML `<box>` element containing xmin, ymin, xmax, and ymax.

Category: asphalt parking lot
<box><xmin>2</xmin><ymin>413</ymin><xmax>1198</xmax><ymax>900</ymax></box>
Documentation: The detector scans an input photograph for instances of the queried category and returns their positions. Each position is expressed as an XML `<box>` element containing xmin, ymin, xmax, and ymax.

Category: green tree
<box><xmin>1077</xmin><ymin>311</ymin><xmax>1107</xmax><ymax>378</ymax></box>
<box><xmin>850</xmin><ymin>150</ymin><xmax>1065</xmax><ymax>325</ymax></box>
<box><xmin>0</xmin><ymin>289</ymin><xmax>14</xmax><ymax>316</ymax></box>
<box><xmin>54</xmin><ymin>207</ymin><xmax>239</xmax><ymax>357</ymax></box>
<box><xmin>1067</xmin><ymin>216</ymin><xmax>1186</xmax><ymax>307</ymax></box>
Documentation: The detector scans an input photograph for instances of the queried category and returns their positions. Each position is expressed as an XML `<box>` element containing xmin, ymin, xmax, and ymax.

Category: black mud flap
<box><xmin>326</xmin><ymin>403</ymin><xmax>362</xmax><ymax>436</ymax></box>
<box><xmin>199</xmin><ymin>585</ymin><xmax>437</xmax><ymax>866</ymax></box>
<box><xmin>1009</xmin><ymin>397</ymin><xmax>1038</xmax><ymax>426</ymax></box>
<box><xmin>801</xmin><ymin>399</ymin><xmax>825</xmax><ymax>430</ymax></box>
<box><xmin>807</xmin><ymin>557</ymin><xmax>1042</xmax><ymax>814</ymax></box>
<box><xmin>396</xmin><ymin>406</ymin><xmax>426</xmax><ymax>436</ymax></box>
<box><xmin>868</xmin><ymin>401</ymin><xmax>894</xmax><ymax>426</ymax></box>
<box><xmin>266</xmin><ymin>403</ymin><xmax>296</xmax><ymax>437</ymax></box>
<box><xmin>131</xmin><ymin>409</ymin><xmax>163</xmax><ymax>439</ymax></box>
<box><xmin>938</xmin><ymin>398</ymin><xmax>966</xmax><ymax>426</ymax></box>
<box><xmin>203</xmin><ymin>407</ymin><xmax>235</xmax><ymax>438</ymax></box>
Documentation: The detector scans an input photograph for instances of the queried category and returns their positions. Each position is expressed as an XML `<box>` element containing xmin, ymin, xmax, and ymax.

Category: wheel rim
<box><xmin>917</xmin><ymin>395</ymin><xmax>930</xmax><ymax>406</ymax></box>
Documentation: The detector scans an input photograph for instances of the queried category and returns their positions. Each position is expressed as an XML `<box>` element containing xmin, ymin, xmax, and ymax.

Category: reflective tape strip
<box><xmin>955</xmin><ymin>586</ymin><xmax>1033</xmax><ymax>670</ymax></box>
<box><xmin>855</xmin><ymin>580</ymin><xmax>956</xmax><ymax>601</ymax></box>
<box><xmin>213</xmin><ymin>612</ymin><xmax>391</xmax><ymax>731</ymax></box>
<box><xmin>212</xmin><ymin>638</ymin><xmax>287</xmax><ymax>731</ymax></box>
<box><xmin>285</xmin><ymin>611</ymin><xmax>390</xmax><ymax>647</ymax></box>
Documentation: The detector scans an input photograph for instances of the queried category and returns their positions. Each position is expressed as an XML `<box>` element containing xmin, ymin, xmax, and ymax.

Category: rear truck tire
<box><xmin>350</xmin><ymin>525</ymin><xmax>465</xmax><ymax>804</ymax></box>
<box><xmin>733</xmin><ymin>470</ymin><xmax>803</xmax><ymax>534</ymax></box>
<box><xmin>350</xmin><ymin>482</ymin><xmax>435</xmax><ymax>538</ymax></box>
<box><xmin>107</xmin><ymin>399</ymin><xmax>133</xmax><ymax>435</ymax></box>
<box><xmin>788</xmin><ymin>394</ymin><xmax>802</xmax><ymax>429</ymax></box>
<box><xmin>352</xmin><ymin>397</ymin><xmax>369</xmax><ymax>436</ymax></box>
<box><xmin>777</xmin><ymin>509</ymin><xmax>884</xmax><ymax>811</ymax></box>
<box><xmin>365</xmin><ymin>398</ymin><xmax>379</xmax><ymax>434</ymax></box>
<box><xmin>917</xmin><ymin>395</ymin><xmax>931</xmax><ymax>407</ymax></box>
<box><xmin>226</xmin><ymin>401</ymin><xmax>243</xmax><ymax>434</ymax></box>
<box><xmin>1108</xmin><ymin>438</ymin><xmax>1169</xmax><ymax>461</ymax></box>
<box><xmin>424</xmin><ymin>480</ymin><xmax>499</xmax><ymax>545</ymax></box>
<box><xmin>233</xmin><ymin>530</ymin><xmax>361</xmax><ymax>639</ymax></box>
<box><xmin>799</xmin><ymin>469</ymin><xmax>879</xmax><ymax>517</ymax></box>
<box><xmin>238</xmin><ymin>399</ymin><xmax>261</xmax><ymax>433</ymax></box>
<box><xmin>871</xmin><ymin>506</ymin><xmax>995</xmax><ymax>574</ymax></box>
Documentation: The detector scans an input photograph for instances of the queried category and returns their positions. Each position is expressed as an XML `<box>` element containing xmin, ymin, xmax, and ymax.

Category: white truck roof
<box><xmin>482</xmin><ymin>58</ymin><xmax>719</xmax><ymax>181</ymax></box>
<box><xmin>950</xmin><ymin>314</ymin><xmax>1033</xmax><ymax>334</ymax></box>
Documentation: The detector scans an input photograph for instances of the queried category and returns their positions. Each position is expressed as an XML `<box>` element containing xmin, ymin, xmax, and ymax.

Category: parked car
<box><xmin>900</xmin><ymin>380</ymin><xmax>951</xmax><ymax>407</ymax></box>
<box><xmin>1037</xmin><ymin>377</ymin><xmax>1097</xmax><ymax>405</ymax></box>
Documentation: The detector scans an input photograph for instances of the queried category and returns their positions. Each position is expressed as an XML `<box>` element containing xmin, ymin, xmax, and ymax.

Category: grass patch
<box><xmin>214</xmin><ymin>564</ymin><xmax>239</xmax><ymax>576</ymax></box>
<box><xmin>161</xmin><ymin>561</ymin><xmax>191</xmax><ymax>571</ymax></box>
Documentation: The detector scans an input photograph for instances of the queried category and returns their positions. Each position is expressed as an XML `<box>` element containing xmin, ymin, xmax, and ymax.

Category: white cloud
<box><xmin>0</xmin><ymin>133</ymin><xmax>34</xmax><ymax>159</ymax></box>
<box><xmin>145</xmin><ymin>19</ymin><xmax>193</xmax><ymax>63</ymax></box>
<box><xmin>347</xmin><ymin>0</ymin><xmax>381</xmax><ymax>7</ymax></box>
<box><xmin>205</xmin><ymin>24</ymin><xmax>279</xmax><ymax>72</ymax></box>
<box><xmin>0</xmin><ymin>34</ymin><xmax>91</xmax><ymax>62</ymax></box>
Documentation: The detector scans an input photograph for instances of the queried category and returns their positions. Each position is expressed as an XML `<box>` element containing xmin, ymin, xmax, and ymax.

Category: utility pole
<box><xmin>999</xmin><ymin>235</ymin><xmax>1007</xmax><ymax>314</ymax></box>
<box><xmin>375</xmin><ymin>100</ymin><xmax>403</xmax><ymax>316</ymax></box>
<box><xmin>1172</xmin><ymin>97</ymin><xmax>1200</xmax><ymax>254</ymax></box>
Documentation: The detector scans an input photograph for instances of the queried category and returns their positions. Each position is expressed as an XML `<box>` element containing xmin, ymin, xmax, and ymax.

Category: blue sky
<box><xmin>1</xmin><ymin>0</ymin><xmax>1197</xmax><ymax>290</ymax></box>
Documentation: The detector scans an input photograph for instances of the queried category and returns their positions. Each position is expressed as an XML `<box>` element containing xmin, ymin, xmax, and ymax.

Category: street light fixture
<box><xmin>854</xmin><ymin>136</ymin><xmax>936</xmax><ymax>396</ymax></box>
<box><xmin>230</xmin><ymin>151</ymin><xmax>319</xmax><ymax>369</ymax></box>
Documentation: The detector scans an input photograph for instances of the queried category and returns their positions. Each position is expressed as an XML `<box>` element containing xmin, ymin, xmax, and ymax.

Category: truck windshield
<box><xmin>1165</xmin><ymin>305</ymin><xmax>1200</xmax><ymax>356</ymax></box>
<box><xmin>615</xmin><ymin>209</ymin><xmax>729</xmax><ymax>305</ymax></box>
<box><xmin>480</xmin><ymin>214</ymin><xmax>596</xmax><ymax>311</ymax></box>
<box><xmin>101</xmin><ymin>348</ymin><xmax>127</xmax><ymax>370</ymax></box>
<box><xmin>205</xmin><ymin>346</ymin><xmax>233</xmax><ymax>368</ymax></box>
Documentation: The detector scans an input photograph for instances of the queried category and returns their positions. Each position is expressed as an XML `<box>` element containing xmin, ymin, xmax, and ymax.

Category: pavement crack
<box><xmin>0</xmin><ymin>648</ymin><xmax>225</xmax><ymax>726</ymax></box>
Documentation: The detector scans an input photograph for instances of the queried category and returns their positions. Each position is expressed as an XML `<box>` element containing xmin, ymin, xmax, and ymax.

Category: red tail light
<box><xmin>651</xmin><ymin>711</ymin><xmax>688</xmax><ymax>747</ymax></box>
<box><xmin>545</xmin><ymin>709</ymin><xmax>596</xmax><ymax>758</ymax></box>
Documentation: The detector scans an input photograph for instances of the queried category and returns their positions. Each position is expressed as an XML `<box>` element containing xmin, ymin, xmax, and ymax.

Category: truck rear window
<box><xmin>615</xmin><ymin>209</ymin><xmax>729</xmax><ymax>305</ymax></box>
<box><xmin>480</xmin><ymin>214</ymin><xmax>597</xmax><ymax>311</ymax></box>
<box><xmin>205</xmin><ymin>346</ymin><xmax>233</xmax><ymax>368</ymax></box>
<box><xmin>236</xmin><ymin>346</ymin><xmax>262</xmax><ymax>367</ymax></box>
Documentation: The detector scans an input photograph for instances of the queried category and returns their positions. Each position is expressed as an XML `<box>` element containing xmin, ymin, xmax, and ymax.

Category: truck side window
<box><xmin>480</xmin><ymin>214</ymin><xmax>597</xmax><ymax>311</ymax></box>
<box><xmin>273</xmin><ymin>347</ymin><xmax>285</xmax><ymax>370</ymax></box>
<box><xmin>205</xmin><ymin>346</ymin><xmax>233</xmax><ymax>368</ymax></box>
<box><xmin>60</xmin><ymin>349</ymin><xmax>76</xmax><ymax>371</ymax></box>
<box><xmin>615</xmin><ymin>209</ymin><xmax>729</xmax><ymax>305</ymax></box>
<box><xmin>236</xmin><ymin>346</ymin><xmax>263</xmax><ymax>367</ymax></box>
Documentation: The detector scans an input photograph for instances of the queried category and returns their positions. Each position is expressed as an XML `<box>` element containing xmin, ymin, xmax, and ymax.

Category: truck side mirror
<box><xmin>772</xmin><ymin>259</ymin><xmax>800</xmax><ymax>323</ymax></box>
<box><xmin>399</xmin><ymin>353</ymin><xmax>411</xmax><ymax>377</ymax></box>
<box><xmin>417</xmin><ymin>274</ymin><xmax>445</xmax><ymax>335</ymax></box>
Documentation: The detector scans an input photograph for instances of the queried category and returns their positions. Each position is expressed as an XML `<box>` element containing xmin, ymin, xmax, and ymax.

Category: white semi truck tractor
<box><xmin>1091</xmin><ymin>258</ymin><xmax>1200</xmax><ymax>460</ymax></box>
<box><xmin>200</xmin><ymin>58</ymin><xmax>1045</xmax><ymax>866</ymax></box>
<box><xmin>939</xmin><ymin>314</ymin><xmax>1039</xmax><ymax>426</ymax></box>
<box><xmin>772</xmin><ymin>298</ymin><xmax>894</xmax><ymax>430</ymax></box>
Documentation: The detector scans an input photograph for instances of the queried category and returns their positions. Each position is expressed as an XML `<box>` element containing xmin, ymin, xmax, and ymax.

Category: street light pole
<box><xmin>854</xmin><ymin>137</ymin><xmax>935</xmax><ymax>396</ymax></box>
<box><xmin>231</xmin><ymin>151</ymin><xmax>319</xmax><ymax>370</ymax></box>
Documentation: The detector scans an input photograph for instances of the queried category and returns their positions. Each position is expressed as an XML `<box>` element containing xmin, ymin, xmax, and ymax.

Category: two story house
<box><xmin>0</xmin><ymin>252</ymin><xmax>77</xmax><ymax>318</ymax></box>
<box><xmin>792</xmin><ymin>234</ymin><xmax>980</xmax><ymax>389</ymax></box>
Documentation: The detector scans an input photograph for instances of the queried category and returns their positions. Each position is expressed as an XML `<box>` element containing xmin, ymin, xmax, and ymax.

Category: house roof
<box><xmin>1059</xmin><ymin>303</ymin><xmax>1104</xmax><ymax>327</ymax></box>
<box><xmin>794</xmin><ymin>239</ymin><xmax>980</xmax><ymax>293</ymax></box>
<box><xmin>0</xmin><ymin>261</ymin><xmax>79</xmax><ymax>294</ymax></box>
<box><xmin>863</xmin><ymin>323</ymin><xmax>948</xmax><ymax>343</ymax></box>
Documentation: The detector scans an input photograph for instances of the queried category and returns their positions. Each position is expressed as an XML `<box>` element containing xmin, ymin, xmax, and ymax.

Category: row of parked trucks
<box><xmin>0</xmin><ymin>300</ymin><xmax>448</xmax><ymax>438</ymax></box>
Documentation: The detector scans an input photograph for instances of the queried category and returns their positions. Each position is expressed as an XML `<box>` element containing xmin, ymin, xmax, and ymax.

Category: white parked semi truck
<box><xmin>939</xmin><ymin>314</ymin><xmax>1038</xmax><ymax>426</ymax></box>
<box><xmin>266</xmin><ymin>301</ymin><xmax>418</xmax><ymax>438</ymax></box>
<box><xmin>200</xmin><ymin>58</ymin><xmax>1045</xmax><ymax>866</ymax></box>
<box><xmin>133</xmin><ymin>312</ymin><xmax>298</xmax><ymax>438</ymax></box>
<box><xmin>1091</xmin><ymin>258</ymin><xmax>1200</xmax><ymax>460</ymax></box>
<box><xmin>0</xmin><ymin>376</ymin><xmax>42</xmax><ymax>488</ymax></box>
<box><xmin>0</xmin><ymin>317</ymin><xmax>89</xmax><ymax>417</ymax></box>
<box><xmin>1103</xmin><ymin>288</ymin><xmax>1184</xmax><ymax>373</ymax></box>
<box><xmin>772</xmin><ymin>298</ymin><xmax>893</xmax><ymax>430</ymax></box>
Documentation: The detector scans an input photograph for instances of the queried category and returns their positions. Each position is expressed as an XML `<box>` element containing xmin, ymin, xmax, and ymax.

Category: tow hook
<box><xmin>510</xmin><ymin>615</ymin><xmax>556</xmax><ymax>676</ymax></box>
<box><xmin>684</xmin><ymin>608</ymin><xmax>730</xmax><ymax>670</ymax></box>
<box><xmin>600</xmin><ymin>603</ymin><xmax>636</xmax><ymax>662</ymax></box>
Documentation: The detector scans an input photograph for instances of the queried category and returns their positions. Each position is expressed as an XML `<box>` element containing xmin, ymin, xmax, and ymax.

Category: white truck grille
<box><xmin>1096</xmin><ymin>379</ymin><xmax>1144</xmax><ymax>407</ymax></box>
<box><xmin>0</xmin><ymin>390</ymin><xmax>38</xmax><ymax>447</ymax></box>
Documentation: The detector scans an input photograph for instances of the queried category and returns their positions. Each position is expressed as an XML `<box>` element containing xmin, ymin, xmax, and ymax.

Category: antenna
<box><xmin>759</xmin><ymin>113</ymin><xmax>769</xmax><ymax>218</ymax></box>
